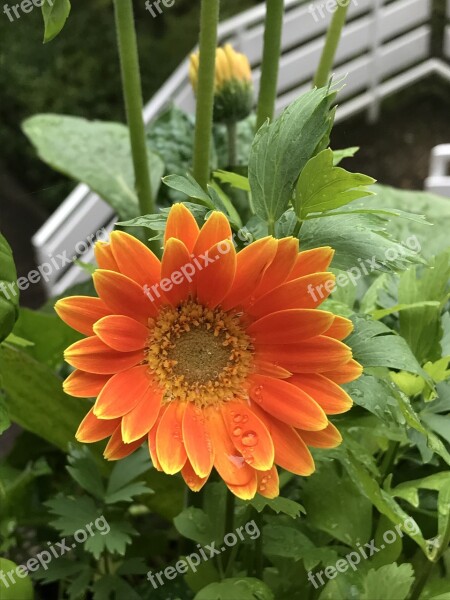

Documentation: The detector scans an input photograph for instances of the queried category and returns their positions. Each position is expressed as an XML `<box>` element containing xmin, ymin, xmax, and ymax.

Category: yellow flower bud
<box><xmin>189</xmin><ymin>44</ymin><xmax>254</xmax><ymax>124</ymax></box>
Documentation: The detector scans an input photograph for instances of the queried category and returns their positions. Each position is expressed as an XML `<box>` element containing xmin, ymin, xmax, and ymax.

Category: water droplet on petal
<box><xmin>233</xmin><ymin>414</ymin><xmax>243</xmax><ymax>423</ymax></box>
<box><xmin>233</xmin><ymin>427</ymin><xmax>242</xmax><ymax>436</ymax></box>
<box><xmin>242</xmin><ymin>430</ymin><xmax>258</xmax><ymax>447</ymax></box>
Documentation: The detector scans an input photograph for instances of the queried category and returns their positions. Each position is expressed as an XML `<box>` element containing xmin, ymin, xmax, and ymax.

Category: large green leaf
<box><xmin>22</xmin><ymin>115</ymin><xmax>164</xmax><ymax>220</ymax></box>
<box><xmin>248</xmin><ymin>86</ymin><xmax>335</xmax><ymax>225</ymax></box>
<box><xmin>0</xmin><ymin>234</ymin><xmax>19</xmax><ymax>343</ymax></box>
<box><xmin>195</xmin><ymin>578</ymin><xmax>274</xmax><ymax>600</ymax></box>
<box><xmin>0</xmin><ymin>343</ymin><xmax>86</xmax><ymax>451</ymax></box>
<box><xmin>360</xmin><ymin>563</ymin><xmax>414</xmax><ymax>600</ymax></box>
<box><xmin>42</xmin><ymin>0</ymin><xmax>71</xmax><ymax>43</ymax></box>
<box><xmin>294</xmin><ymin>148</ymin><xmax>375</xmax><ymax>219</ymax></box>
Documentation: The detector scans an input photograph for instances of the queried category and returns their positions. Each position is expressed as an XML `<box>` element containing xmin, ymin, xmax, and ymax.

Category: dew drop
<box><xmin>241</xmin><ymin>415</ymin><xmax>249</xmax><ymax>424</ymax></box>
<box><xmin>242</xmin><ymin>430</ymin><xmax>258</xmax><ymax>447</ymax></box>
<box><xmin>253</xmin><ymin>385</ymin><xmax>263</xmax><ymax>398</ymax></box>
<box><xmin>233</xmin><ymin>414</ymin><xmax>243</xmax><ymax>423</ymax></box>
<box><xmin>232</xmin><ymin>427</ymin><xmax>242</xmax><ymax>436</ymax></box>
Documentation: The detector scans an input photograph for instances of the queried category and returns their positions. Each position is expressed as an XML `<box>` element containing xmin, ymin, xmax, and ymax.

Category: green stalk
<box><xmin>192</xmin><ymin>0</ymin><xmax>220</xmax><ymax>190</ymax></box>
<box><xmin>113</xmin><ymin>0</ymin><xmax>154</xmax><ymax>216</ymax></box>
<box><xmin>256</xmin><ymin>0</ymin><xmax>284</xmax><ymax>129</ymax></box>
<box><xmin>227</xmin><ymin>122</ymin><xmax>238</xmax><ymax>167</ymax></box>
<box><xmin>313</xmin><ymin>2</ymin><xmax>350</xmax><ymax>88</ymax></box>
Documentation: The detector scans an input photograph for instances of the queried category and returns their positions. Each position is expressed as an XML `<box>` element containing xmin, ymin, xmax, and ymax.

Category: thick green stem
<box><xmin>113</xmin><ymin>0</ymin><xmax>154</xmax><ymax>216</ymax></box>
<box><xmin>256</xmin><ymin>0</ymin><xmax>284</xmax><ymax>129</ymax></box>
<box><xmin>193</xmin><ymin>0</ymin><xmax>220</xmax><ymax>190</ymax></box>
<box><xmin>313</xmin><ymin>2</ymin><xmax>350</xmax><ymax>88</ymax></box>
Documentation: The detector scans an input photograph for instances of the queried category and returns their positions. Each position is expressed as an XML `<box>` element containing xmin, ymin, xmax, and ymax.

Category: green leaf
<box><xmin>370</xmin><ymin>301</ymin><xmax>441</xmax><ymax>321</ymax></box>
<box><xmin>105</xmin><ymin>447</ymin><xmax>154</xmax><ymax>504</ymax></box>
<box><xmin>241</xmin><ymin>495</ymin><xmax>305</xmax><ymax>519</ymax></box>
<box><xmin>66</xmin><ymin>445</ymin><xmax>105</xmax><ymax>500</ymax></box>
<box><xmin>214</xmin><ymin>170</ymin><xmax>251</xmax><ymax>192</ymax></box>
<box><xmin>263</xmin><ymin>525</ymin><xmax>338</xmax><ymax>569</ymax></box>
<box><xmin>22</xmin><ymin>115</ymin><xmax>164</xmax><ymax>220</ymax></box>
<box><xmin>85</xmin><ymin>520</ymin><xmax>136</xmax><ymax>558</ymax></box>
<box><xmin>333</xmin><ymin>146</ymin><xmax>359</xmax><ymax>165</ymax></box>
<box><xmin>46</xmin><ymin>495</ymin><xmax>100</xmax><ymax>535</ymax></box>
<box><xmin>398</xmin><ymin>251</ymin><xmax>450</xmax><ymax>364</ymax></box>
<box><xmin>294</xmin><ymin>149</ymin><xmax>375</xmax><ymax>219</ymax></box>
<box><xmin>0</xmin><ymin>558</ymin><xmax>33</xmax><ymax>600</ymax></box>
<box><xmin>194</xmin><ymin>577</ymin><xmax>274</xmax><ymax>600</ymax></box>
<box><xmin>0</xmin><ymin>234</ymin><xmax>19</xmax><ymax>343</ymax></box>
<box><xmin>300</xmin><ymin>212</ymin><xmax>423</xmax><ymax>272</ymax></box>
<box><xmin>248</xmin><ymin>86</ymin><xmax>335</xmax><ymax>225</ymax></box>
<box><xmin>42</xmin><ymin>0</ymin><xmax>71</xmax><ymax>43</ymax></box>
<box><xmin>0</xmin><ymin>344</ymin><xmax>87</xmax><ymax>451</ymax></box>
<box><xmin>163</xmin><ymin>174</ymin><xmax>212</xmax><ymax>205</ymax></box>
<box><xmin>93</xmin><ymin>574</ymin><xmax>142</xmax><ymax>600</ymax></box>
<box><xmin>346</xmin><ymin>315</ymin><xmax>429</xmax><ymax>379</ymax></box>
<box><xmin>173</xmin><ymin>507</ymin><xmax>215</xmax><ymax>546</ymax></box>
<box><xmin>302</xmin><ymin>462</ymin><xmax>373</xmax><ymax>546</ymax></box>
<box><xmin>360</xmin><ymin>563</ymin><xmax>414</xmax><ymax>600</ymax></box>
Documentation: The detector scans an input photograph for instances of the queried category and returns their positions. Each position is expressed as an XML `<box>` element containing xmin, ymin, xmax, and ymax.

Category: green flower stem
<box><xmin>193</xmin><ymin>0</ymin><xmax>220</xmax><ymax>190</ymax></box>
<box><xmin>113</xmin><ymin>0</ymin><xmax>154</xmax><ymax>216</ymax></box>
<box><xmin>256</xmin><ymin>0</ymin><xmax>284</xmax><ymax>129</ymax></box>
<box><xmin>313</xmin><ymin>2</ymin><xmax>350</xmax><ymax>88</ymax></box>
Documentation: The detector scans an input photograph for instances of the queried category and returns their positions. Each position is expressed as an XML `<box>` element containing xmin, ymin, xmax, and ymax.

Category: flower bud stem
<box><xmin>256</xmin><ymin>0</ymin><xmax>284</xmax><ymax>130</ymax></box>
<box><xmin>193</xmin><ymin>0</ymin><xmax>220</xmax><ymax>190</ymax></box>
<box><xmin>313</xmin><ymin>2</ymin><xmax>349</xmax><ymax>88</ymax></box>
<box><xmin>113</xmin><ymin>0</ymin><xmax>154</xmax><ymax>216</ymax></box>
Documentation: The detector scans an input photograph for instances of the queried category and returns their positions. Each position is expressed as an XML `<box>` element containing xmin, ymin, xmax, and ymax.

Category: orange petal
<box><xmin>148</xmin><ymin>406</ymin><xmax>167</xmax><ymax>471</ymax></box>
<box><xmin>196</xmin><ymin>239</ymin><xmax>236</xmax><ymax>308</ymax></box>
<box><xmin>227</xmin><ymin>472</ymin><xmax>258</xmax><ymax>500</ymax></box>
<box><xmin>93</xmin><ymin>269</ymin><xmax>157</xmax><ymax>323</ymax></box>
<box><xmin>94</xmin><ymin>315</ymin><xmax>149</xmax><ymax>352</ymax></box>
<box><xmin>110</xmin><ymin>231</ymin><xmax>161</xmax><ymax>288</ymax></box>
<box><xmin>256</xmin><ymin>465</ymin><xmax>279</xmax><ymax>499</ymax></box>
<box><xmin>55</xmin><ymin>296</ymin><xmax>110</xmax><ymax>336</ymax></box>
<box><xmin>183</xmin><ymin>403</ymin><xmax>214</xmax><ymax>478</ymax></box>
<box><xmin>324</xmin><ymin>316</ymin><xmax>354</xmax><ymax>340</ymax></box>
<box><xmin>165</xmin><ymin>203</ymin><xmax>200</xmax><ymax>253</ymax></box>
<box><xmin>65</xmin><ymin>337</ymin><xmax>144</xmax><ymax>375</ymax></box>
<box><xmin>207</xmin><ymin>407</ymin><xmax>256</xmax><ymax>487</ymax></box>
<box><xmin>161</xmin><ymin>238</ymin><xmax>194</xmax><ymax>306</ymax></box>
<box><xmin>156</xmin><ymin>401</ymin><xmax>187</xmax><ymax>474</ymax></box>
<box><xmin>254</xmin><ymin>359</ymin><xmax>292</xmax><ymax>379</ymax></box>
<box><xmin>104</xmin><ymin>426</ymin><xmax>146</xmax><ymax>460</ymax></box>
<box><xmin>255</xmin><ymin>238</ymin><xmax>299</xmax><ymax>298</ymax></box>
<box><xmin>255</xmin><ymin>336</ymin><xmax>352</xmax><ymax>373</ymax></box>
<box><xmin>95</xmin><ymin>241</ymin><xmax>119</xmax><ymax>271</ymax></box>
<box><xmin>63</xmin><ymin>370</ymin><xmax>110</xmax><ymax>398</ymax></box>
<box><xmin>221</xmin><ymin>400</ymin><xmax>274</xmax><ymax>470</ymax></box>
<box><xmin>193</xmin><ymin>211</ymin><xmax>231</xmax><ymax>256</ymax></box>
<box><xmin>289</xmin><ymin>373</ymin><xmax>353</xmax><ymax>415</ymax></box>
<box><xmin>248</xmin><ymin>374</ymin><xmax>328</xmax><ymax>430</ymax></box>
<box><xmin>94</xmin><ymin>365</ymin><xmax>153</xmax><ymax>418</ymax></box>
<box><xmin>297</xmin><ymin>421</ymin><xmax>342</xmax><ymax>448</ymax></box>
<box><xmin>221</xmin><ymin>237</ymin><xmax>278</xmax><ymax>311</ymax></box>
<box><xmin>247</xmin><ymin>309</ymin><xmax>334</xmax><ymax>344</ymax></box>
<box><xmin>248</xmin><ymin>273</ymin><xmax>336</xmax><ymax>318</ymax></box>
<box><xmin>121</xmin><ymin>380</ymin><xmax>163</xmax><ymax>443</ymax></box>
<box><xmin>251</xmin><ymin>403</ymin><xmax>315</xmax><ymax>476</ymax></box>
<box><xmin>322</xmin><ymin>359</ymin><xmax>363</xmax><ymax>383</ymax></box>
<box><xmin>287</xmin><ymin>247</ymin><xmax>334</xmax><ymax>280</ymax></box>
<box><xmin>182</xmin><ymin>459</ymin><xmax>209</xmax><ymax>492</ymax></box>
<box><xmin>76</xmin><ymin>407</ymin><xmax>120</xmax><ymax>443</ymax></box>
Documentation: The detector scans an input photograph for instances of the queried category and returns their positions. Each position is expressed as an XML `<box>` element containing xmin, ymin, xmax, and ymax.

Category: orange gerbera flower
<box><xmin>56</xmin><ymin>204</ymin><xmax>362</xmax><ymax>500</ymax></box>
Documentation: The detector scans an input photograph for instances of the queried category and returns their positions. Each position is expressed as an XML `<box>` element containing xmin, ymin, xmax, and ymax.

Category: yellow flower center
<box><xmin>147</xmin><ymin>301</ymin><xmax>254</xmax><ymax>407</ymax></box>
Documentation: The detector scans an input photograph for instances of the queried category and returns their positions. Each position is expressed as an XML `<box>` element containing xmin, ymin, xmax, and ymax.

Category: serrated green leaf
<box><xmin>241</xmin><ymin>495</ymin><xmax>305</xmax><ymax>519</ymax></box>
<box><xmin>42</xmin><ymin>0</ymin><xmax>71</xmax><ymax>43</ymax></box>
<box><xmin>248</xmin><ymin>86</ymin><xmax>335</xmax><ymax>225</ymax></box>
<box><xmin>85</xmin><ymin>520</ymin><xmax>136</xmax><ymax>558</ymax></box>
<box><xmin>333</xmin><ymin>146</ymin><xmax>359</xmax><ymax>165</ymax></box>
<box><xmin>214</xmin><ymin>170</ymin><xmax>251</xmax><ymax>192</ymax></box>
<box><xmin>295</xmin><ymin>149</ymin><xmax>375</xmax><ymax>219</ymax></box>
<box><xmin>46</xmin><ymin>495</ymin><xmax>99</xmax><ymax>535</ymax></box>
<box><xmin>93</xmin><ymin>574</ymin><xmax>142</xmax><ymax>600</ymax></box>
<box><xmin>105</xmin><ymin>447</ymin><xmax>154</xmax><ymax>503</ymax></box>
<box><xmin>173</xmin><ymin>507</ymin><xmax>215</xmax><ymax>546</ymax></box>
<box><xmin>66</xmin><ymin>445</ymin><xmax>105</xmax><ymax>500</ymax></box>
<box><xmin>22</xmin><ymin>115</ymin><xmax>164</xmax><ymax>220</ymax></box>
<box><xmin>360</xmin><ymin>563</ymin><xmax>414</xmax><ymax>600</ymax></box>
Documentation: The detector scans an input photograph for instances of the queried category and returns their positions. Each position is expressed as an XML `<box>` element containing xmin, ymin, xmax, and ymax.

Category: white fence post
<box><xmin>367</xmin><ymin>0</ymin><xmax>383</xmax><ymax>122</ymax></box>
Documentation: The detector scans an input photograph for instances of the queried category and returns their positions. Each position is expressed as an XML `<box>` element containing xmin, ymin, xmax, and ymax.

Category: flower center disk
<box><xmin>147</xmin><ymin>301</ymin><xmax>254</xmax><ymax>407</ymax></box>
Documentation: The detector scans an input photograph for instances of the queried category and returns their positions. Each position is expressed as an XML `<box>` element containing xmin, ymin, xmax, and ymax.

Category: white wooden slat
<box><xmin>252</xmin><ymin>0</ymin><xmax>431</xmax><ymax>96</ymax></box>
<box><xmin>275</xmin><ymin>26</ymin><xmax>431</xmax><ymax>111</ymax></box>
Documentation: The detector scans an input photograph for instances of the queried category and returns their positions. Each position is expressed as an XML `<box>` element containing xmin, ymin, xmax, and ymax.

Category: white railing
<box><xmin>32</xmin><ymin>0</ymin><xmax>450</xmax><ymax>295</ymax></box>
